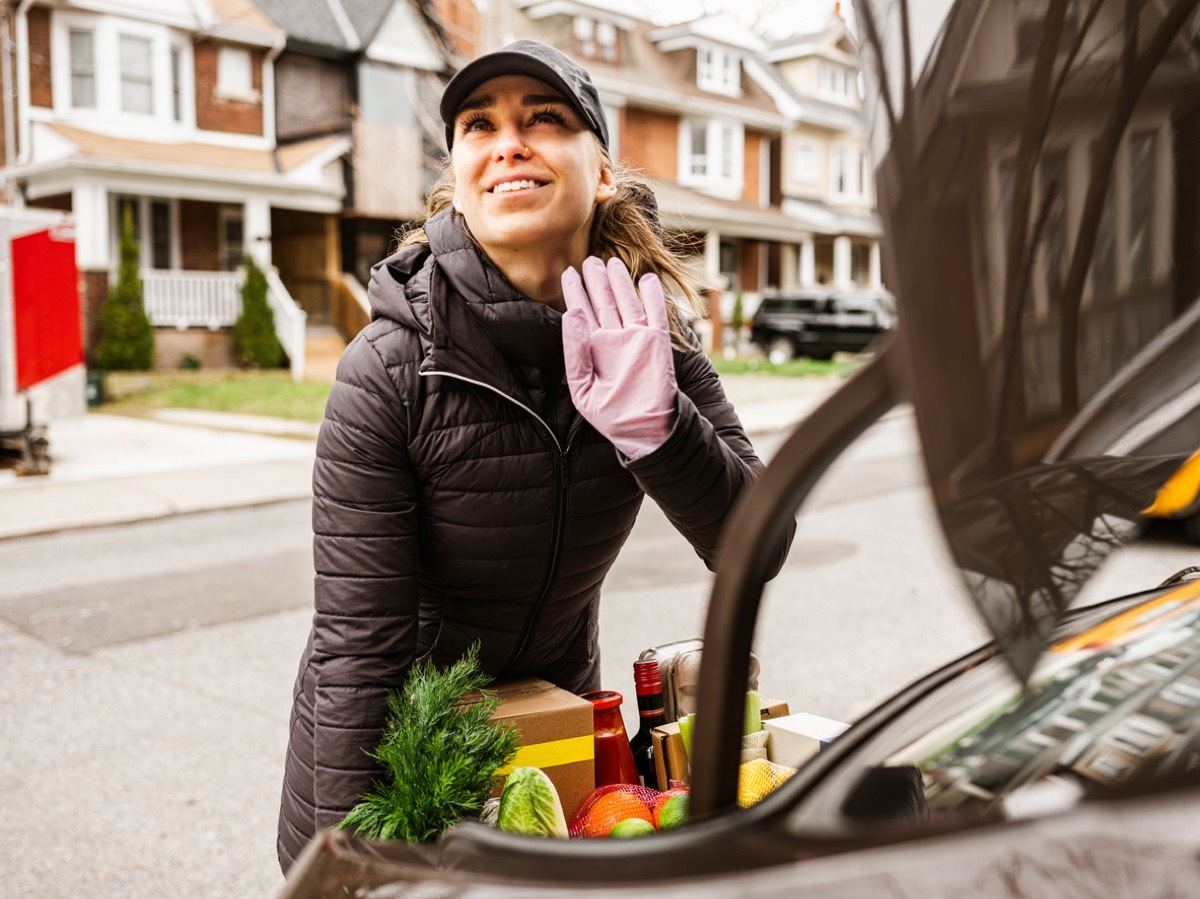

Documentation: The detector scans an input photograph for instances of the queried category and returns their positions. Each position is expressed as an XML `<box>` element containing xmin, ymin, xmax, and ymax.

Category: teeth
<box><xmin>493</xmin><ymin>180</ymin><xmax>539</xmax><ymax>193</ymax></box>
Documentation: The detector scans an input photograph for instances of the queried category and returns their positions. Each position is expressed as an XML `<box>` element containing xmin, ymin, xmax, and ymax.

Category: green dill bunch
<box><xmin>337</xmin><ymin>645</ymin><xmax>520</xmax><ymax>844</ymax></box>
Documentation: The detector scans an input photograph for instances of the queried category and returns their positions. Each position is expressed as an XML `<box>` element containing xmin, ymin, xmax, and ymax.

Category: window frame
<box><xmin>697</xmin><ymin>46</ymin><xmax>742</xmax><ymax>98</ymax></box>
<box><xmin>110</xmin><ymin>194</ymin><xmax>180</xmax><ymax>272</ymax></box>
<box><xmin>679</xmin><ymin>117</ymin><xmax>744</xmax><ymax>199</ymax></box>
<box><xmin>216</xmin><ymin>44</ymin><xmax>258</xmax><ymax>102</ymax></box>
<box><xmin>51</xmin><ymin>11</ymin><xmax>195</xmax><ymax>129</ymax></box>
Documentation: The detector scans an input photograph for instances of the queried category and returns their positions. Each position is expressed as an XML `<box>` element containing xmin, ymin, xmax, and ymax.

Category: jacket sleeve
<box><xmin>622</xmin><ymin>339</ymin><xmax>795</xmax><ymax>579</ymax></box>
<box><xmin>309</xmin><ymin>328</ymin><xmax>420</xmax><ymax>833</ymax></box>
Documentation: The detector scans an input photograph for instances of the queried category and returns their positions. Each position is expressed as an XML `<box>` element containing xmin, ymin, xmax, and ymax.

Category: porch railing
<box><xmin>141</xmin><ymin>267</ymin><xmax>308</xmax><ymax>381</ymax></box>
<box><xmin>142</xmin><ymin>269</ymin><xmax>241</xmax><ymax>330</ymax></box>
<box><xmin>266</xmin><ymin>269</ymin><xmax>307</xmax><ymax>382</ymax></box>
<box><xmin>331</xmin><ymin>271</ymin><xmax>371</xmax><ymax>342</ymax></box>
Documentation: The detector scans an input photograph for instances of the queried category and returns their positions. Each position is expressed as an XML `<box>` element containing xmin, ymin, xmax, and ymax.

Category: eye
<box><xmin>530</xmin><ymin>106</ymin><xmax>567</xmax><ymax>126</ymax></box>
<box><xmin>458</xmin><ymin>113</ymin><xmax>492</xmax><ymax>134</ymax></box>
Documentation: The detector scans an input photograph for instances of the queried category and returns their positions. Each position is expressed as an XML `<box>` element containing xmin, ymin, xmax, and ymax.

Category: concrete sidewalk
<box><xmin>0</xmin><ymin>374</ymin><xmax>840</xmax><ymax>540</ymax></box>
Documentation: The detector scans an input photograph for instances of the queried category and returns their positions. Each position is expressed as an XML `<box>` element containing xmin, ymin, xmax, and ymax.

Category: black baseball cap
<box><xmin>440</xmin><ymin>39</ymin><xmax>609</xmax><ymax>152</ymax></box>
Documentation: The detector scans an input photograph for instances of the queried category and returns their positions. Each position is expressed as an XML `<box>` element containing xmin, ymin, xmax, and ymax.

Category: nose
<box><xmin>493</xmin><ymin>125</ymin><xmax>529</xmax><ymax>161</ymax></box>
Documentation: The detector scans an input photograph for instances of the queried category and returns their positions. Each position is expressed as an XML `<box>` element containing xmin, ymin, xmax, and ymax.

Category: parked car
<box><xmin>749</xmin><ymin>289</ymin><xmax>896</xmax><ymax>363</ymax></box>
<box><xmin>280</xmin><ymin>1</ymin><xmax>1200</xmax><ymax>894</ymax></box>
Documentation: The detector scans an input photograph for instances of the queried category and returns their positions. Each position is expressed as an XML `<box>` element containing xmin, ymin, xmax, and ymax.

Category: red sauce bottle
<box><xmin>580</xmin><ymin>690</ymin><xmax>640</xmax><ymax>787</ymax></box>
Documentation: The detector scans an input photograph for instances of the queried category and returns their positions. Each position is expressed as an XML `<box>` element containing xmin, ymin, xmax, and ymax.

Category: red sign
<box><xmin>12</xmin><ymin>228</ymin><xmax>82</xmax><ymax>390</ymax></box>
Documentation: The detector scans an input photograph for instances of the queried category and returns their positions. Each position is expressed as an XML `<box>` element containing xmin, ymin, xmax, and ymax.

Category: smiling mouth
<box><xmin>491</xmin><ymin>179</ymin><xmax>544</xmax><ymax>194</ymax></box>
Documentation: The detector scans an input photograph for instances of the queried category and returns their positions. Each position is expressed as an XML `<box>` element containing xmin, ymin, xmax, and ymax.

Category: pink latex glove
<box><xmin>561</xmin><ymin>256</ymin><xmax>677</xmax><ymax>460</ymax></box>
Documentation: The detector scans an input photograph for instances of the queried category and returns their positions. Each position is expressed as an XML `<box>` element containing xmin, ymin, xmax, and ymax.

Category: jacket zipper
<box><xmin>419</xmin><ymin>370</ymin><xmax>573</xmax><ymax>673</ymax></box>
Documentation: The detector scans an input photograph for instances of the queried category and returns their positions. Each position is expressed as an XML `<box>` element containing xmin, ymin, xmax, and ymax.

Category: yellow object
<box><xmin>737</xmin><ymin>758</ymin><xmax>797</xmax><ymax>808</ymax></box>
<box><xmin>1142</xmin><ymin>449</ymin><xmax>1200</xmax><ymax>517</ymax></box>
<box><xmin>494</xmin><ymin>735</ymin><xmax>594</xmax><ymax>776</ymax></box>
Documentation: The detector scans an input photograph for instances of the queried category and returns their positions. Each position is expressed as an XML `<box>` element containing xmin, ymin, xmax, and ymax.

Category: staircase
<box><xmin>304</xmin><ymin>325</ymin><xmax>347</xmax><ymax>381</ymax></box>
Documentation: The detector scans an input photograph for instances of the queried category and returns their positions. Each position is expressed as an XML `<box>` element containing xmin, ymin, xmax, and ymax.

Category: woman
<box><xmin>277</xmin><ymin>39</ymin><xmax>793</xmax><ymax>871</ymax></box>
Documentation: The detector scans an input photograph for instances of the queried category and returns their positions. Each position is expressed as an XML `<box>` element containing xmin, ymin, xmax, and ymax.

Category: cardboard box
<box><xmin>651</xmin><ymin>721</ymin><xmax>691</xmax><ymax>790</ymax></box>
<box><xmin>765</xmin><ymin>713</ymin><xmax>848</xmax><ymax>769</ymax></box>
<box><xmin>480</xmin><ymin>678</ymin><xmax>595</xmax><ymax>820</ymax></box>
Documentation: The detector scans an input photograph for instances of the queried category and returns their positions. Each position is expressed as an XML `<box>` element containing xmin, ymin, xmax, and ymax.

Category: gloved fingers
<box><xmin>606</xmin><ymin>257</ymin><xmax>648</xmax><ymax>327</ymax></box>
<box><xmin>637</xmin><ymin>272</ymin><xmax>670</xmax><ymax>333</ymax></box>
<box><xmin>581</xmin><ymin>256</ymin><xmax>622</xmax><ymax>329</ymax></box>
<box><xmin>561</xmin><ymin>308</ymin><xmax>595</xmax><ymax>390</ymax></box>
<box><xmin>561</xmin><ymin>266</ymin><xmax>599</xmax><ymax>332</ymax></box>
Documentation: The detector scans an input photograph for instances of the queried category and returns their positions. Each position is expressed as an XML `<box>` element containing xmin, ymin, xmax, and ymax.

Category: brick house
<box><xmin>249</xmin><ymin>0</ymin><xmax>449</xmax><ymax>362</ymax></box>
<box><xmin>0</xmin><ymin>0</ymin><xmax>350</xmax><ymax>376</ymax></box>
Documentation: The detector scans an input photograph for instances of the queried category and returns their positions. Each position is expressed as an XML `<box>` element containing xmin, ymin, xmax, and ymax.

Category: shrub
<box><xmin>232</xmin><ymin>256</ymin><xmax>285</xmax><ymax>368</ymax></box>
<box><xmin>178</xmin><ymin>353</ymin><xmax>203</xmax><ymax>370</ymax></box>
<box><xmin>93</xmin><ymin>206</ymin><xmax>155</xmax><ymax>371</ymax></box>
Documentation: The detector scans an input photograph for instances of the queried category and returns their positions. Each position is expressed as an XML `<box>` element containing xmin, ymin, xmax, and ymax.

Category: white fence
<box><xmin>266</xmin><ymin>269</ymin><xmax>307</xmax><ymax>382</ymax></box>
<box><xmin>141</xmin><ymin>267</ymin><xmax>307</xmax><ymax>381</ymax></box>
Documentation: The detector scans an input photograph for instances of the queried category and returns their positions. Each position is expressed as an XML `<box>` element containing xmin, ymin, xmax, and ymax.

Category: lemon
<box><xmin>608</xmin><ymin>817</ymin><xmax>657</xmax><ymax>838</ymax></box>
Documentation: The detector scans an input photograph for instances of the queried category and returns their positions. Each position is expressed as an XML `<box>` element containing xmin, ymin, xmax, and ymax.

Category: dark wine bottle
<box><xmin>629</xmin><ymin>659</ymin><xmax>668</xmax><ymax>788</ymax></box>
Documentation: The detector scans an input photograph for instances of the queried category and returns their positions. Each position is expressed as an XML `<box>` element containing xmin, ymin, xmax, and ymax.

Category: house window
<box><xmin>573</xmin><ymin>17</ymin><xmax>618</xmax><ymax>63</ymax></box>
<box><xmin>171</xmin><ymin>46</ymin><xmax>183</xmax><ymax>122</ymax></box>
<box><xmin>819</xmin><ymin>63</ymin><xmax>851</xmax><ymax>99</ymax></box>
<box><xmin>217</xmin><ymin>45</ymin><xmax>255</xmax><ymax>99</ymax></box>
<box><xmin>114</xmin><ymin>196</ymin><xmax>175</xmax><ymax>270</ymax></box>
<box><xmin>688</xmin><ymin>122</ymin><xmax>708</xmax><ymax>178</ymax></box>
<box><xmin>697</xmin><ymin>47</ymin><xmax>740</xmax><ymax>97</ymax></box>
<box><xmin>682</xmin><ymin>119</ymin><xmax>743</xmax><ymax>197</ymax></box>
<box><xmin>219</xmin><ymin>207</ymin><xmax>245</xmax><ymax>272</ymax></box>
<box><xmin>1016</xmin><ymin>7</ymin><xmax>1079</xmax><ymax>65</ymax></box>
<box><xmin>119</xmin><ymin>34</ymin><xmax>154</xmax><ymax>114</ymax></box>
<box><xmin>1039</xmin><ymin>150</ymin><xmax>1068</xmax><ymax>309</ymax></box>
<box><xmin>54</xmin><ymin>14</ymin><xmax>193</xmax><ymax>127</ymax></box>
<box><xmin>831</xmin><ymin>146</ymin><xmax>870</xmax><ymax>201</ymax></box>
<box><xmin>1089</xmin><ymin>142</ymin><xmax>1116</xmax><ymax>298</ymax></box>
<box><xmin>69</xmin><ymin>28</ymin><xmax>97</xmax><ymax>109</ymax></box>
<box><xmin>794</xmin><ymin>142</ymin><xmax>817</xmax><ymax>182</ymax></box>
<box><xmin>1128</xmin><ymin>129</ymin><xmax>1157</xmax><ymax>285</ymax></box>
<box><xmin>831</xmin><ymin>146</ymin><xmax>850</xmax><ymax>194</ymax></box>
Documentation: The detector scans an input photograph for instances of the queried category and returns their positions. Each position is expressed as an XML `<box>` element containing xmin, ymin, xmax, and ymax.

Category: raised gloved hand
<box><xmin>561</xmin><ymin>256</ymin><xmax>678</xmax><ymax>460</ymax></box>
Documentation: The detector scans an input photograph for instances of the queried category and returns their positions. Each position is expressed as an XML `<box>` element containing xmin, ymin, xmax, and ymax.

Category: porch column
<box><xmin>780</xmin><ymin>243</ymin><xmax>797</xmax><ymax>290</ymax></box>
<box><xmin>869</xmin><ymin>240</ymin><xmax>882</xmax><ymax>287</ymax></box>
<box><xmin>244</xmin><ymin>197</ymin><xmax>272</xmax><ymax>269</ymax></box>
<box><xmin>72</xmin><ymin>181</ymin><xmax>111</xmax><ymax>357</ymax></box>
<box><xmin>799</xmin><ymin>237</ymin><xmax>815</xmax><ymax>287</ymax></box>
<box><xmin>833</xmin><ymin>235</ymin><xmax>853</xmax><ymax>288</ymax></box>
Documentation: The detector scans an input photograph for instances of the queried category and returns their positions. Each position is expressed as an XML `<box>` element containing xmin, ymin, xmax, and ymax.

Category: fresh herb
<box><xmin>337</xmin><ymin>644</ymin><xmax>520</xmax><ymax>844</ymax></box>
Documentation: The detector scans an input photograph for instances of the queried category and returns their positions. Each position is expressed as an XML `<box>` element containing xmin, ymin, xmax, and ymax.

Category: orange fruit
<box><xmin>580</xmin><ymin>790</ymin><xmax>654</xmax><ymax>838</ymax></box>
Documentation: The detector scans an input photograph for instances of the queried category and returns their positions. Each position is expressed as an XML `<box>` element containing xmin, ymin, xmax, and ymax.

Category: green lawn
<box><xmin>95</xmin><ymin>353</ymin><xmax>854</xmax><ymax>423</ymax></box>
<box><xmin>100</xmin><ymin>370</ymin><xmax>333</xmax><ymax>422</ymax></box>
<box><xmin>708</xmin><ymin>355</ymin><xmax>860</xmax><ymax>379</ymax></box>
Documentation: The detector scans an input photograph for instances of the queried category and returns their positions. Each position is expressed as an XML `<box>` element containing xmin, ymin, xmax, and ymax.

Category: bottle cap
<box><xmin>633</xmin><ymin>659</ymin><xmax>663</xmax><ymax>696</ymax></box>
<box><xmin>580</xmin><ymin>690</ymin><xmax>623</xmax><ymax>711</ymax></box>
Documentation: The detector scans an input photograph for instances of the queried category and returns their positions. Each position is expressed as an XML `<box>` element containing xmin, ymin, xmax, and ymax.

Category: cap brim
<box><xmin>440</xmin><ymin>52</ymin><xmax>589</xmax><ymax>150</ymax></box>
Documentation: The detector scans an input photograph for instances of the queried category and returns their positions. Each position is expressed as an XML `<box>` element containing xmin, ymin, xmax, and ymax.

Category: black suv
<box><xmin>749</xmin><ymin>289</ymin><xmax>896</xmax><ymax>363</ymax></box>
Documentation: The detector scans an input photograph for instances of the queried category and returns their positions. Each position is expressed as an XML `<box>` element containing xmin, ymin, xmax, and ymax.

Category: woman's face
<box><xmin>450</xmin><ymin>74</ymin><xmax>615</xmax><ymax>265</ymax></box>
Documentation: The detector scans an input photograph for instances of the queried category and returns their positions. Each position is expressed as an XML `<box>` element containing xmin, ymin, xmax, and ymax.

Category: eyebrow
<box><xmin>455</xmin><ymin>92</ymin><xmax>570</xmax><ymax>118</ymax></box>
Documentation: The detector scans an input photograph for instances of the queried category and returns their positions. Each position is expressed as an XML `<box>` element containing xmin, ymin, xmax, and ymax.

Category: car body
<box><xmin>748</xmin><ymin>289</ymin><xmax>896</xmax><ymax>363</ymax></box>
<box><xmin>279</xmin><ymin>0</ymin><xmax>1200</xmax><ymax>894</ymax></box>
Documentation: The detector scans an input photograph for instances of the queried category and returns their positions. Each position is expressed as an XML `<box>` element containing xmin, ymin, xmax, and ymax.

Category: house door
<box><xmin>272</xmin><ymin>209</ymin><xmax>334</xmax><ymax>323</ymax></box>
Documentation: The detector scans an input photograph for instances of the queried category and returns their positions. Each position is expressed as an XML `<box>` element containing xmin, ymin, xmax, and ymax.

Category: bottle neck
<box><xmin>636</xmin><ymin>690</ymin><xmax>666</xmax><ymax>719</ymax></box>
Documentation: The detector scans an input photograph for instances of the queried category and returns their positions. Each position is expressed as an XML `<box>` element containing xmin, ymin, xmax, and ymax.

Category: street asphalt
<box><xmin>0</xmin><ymin>373</ymin><xmax>842</xmax><ymax>541</ymax></box>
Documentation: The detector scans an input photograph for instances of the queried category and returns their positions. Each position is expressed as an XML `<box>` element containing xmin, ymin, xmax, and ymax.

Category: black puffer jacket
<box><xmin>277</xmin><ymin>209</ymin><xmax>792</xmax><ymax>871</ymax></box>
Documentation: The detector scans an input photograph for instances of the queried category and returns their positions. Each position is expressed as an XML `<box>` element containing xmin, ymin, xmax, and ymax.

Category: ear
<box><xmin>452</xmin><ymin>189</ymin><xmax>464</xmax><ymax>214</ymax></box>
<box><xmin>594</xmin><ymin>162</ymin><xmax>616</xmax><ymax>204</ymax></box>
